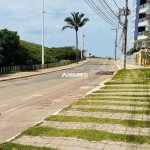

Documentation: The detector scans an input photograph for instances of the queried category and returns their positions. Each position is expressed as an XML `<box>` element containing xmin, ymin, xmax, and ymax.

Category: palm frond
<box><xmin>64</xmin><ymin>17</ymin><xmax>75</xmax><ymax>27</ymax></box>
<box><xmin>75</xmin><ymin>12</ymin><xmax>79</xmax><ymax>23</ymax></box>
<box><xmin>62</xmin><ymin>12</ymin><xmax>89</xmax><ymax>31</ymax></box>
<box><xmin>71</xmin><ymin>12</ymin><xmax>76</xmax><ymax>22</ymax></box>
<box><xmin>62</xmin><ymin>26</ymin><xmax>73</xmax><ymax>31</ymax></box>
<box><xmin>64</xmin><ymin>17</ymin><xmax>73</xmax><ymax>23</ymax></box>
<box><xmin>78</xmin><ymin>13</ymin><xmax>85</xmax><ymax>23</ymax></box>
<box><xmin>79</xmin><ymin>17</ymin><xmax>89</xmax><ymax>27</ymax></box>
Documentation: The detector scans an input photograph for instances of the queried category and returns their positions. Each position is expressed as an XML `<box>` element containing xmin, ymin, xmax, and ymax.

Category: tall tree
<box><xmin>0</xmin><ymin>28</ymin><xmax>20</xmax><ymax>66</ymax></box>
<box><xmin>62</xmin><ymin>12</ymin><xmax>89</xmax><ymax>63</ymax></box>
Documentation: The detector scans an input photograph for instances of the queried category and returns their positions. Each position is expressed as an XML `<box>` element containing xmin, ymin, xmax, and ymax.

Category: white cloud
<box><xmin>0</xmin><ymin>0</ymin><xmax>133</xmax><ymax>57</ymax></box>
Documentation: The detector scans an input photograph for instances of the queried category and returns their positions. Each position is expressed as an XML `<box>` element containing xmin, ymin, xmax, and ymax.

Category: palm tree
<box><xmin>62</xmin><ymin>12</ymin><xmax>89</xmax><ymax>63</ymax></box>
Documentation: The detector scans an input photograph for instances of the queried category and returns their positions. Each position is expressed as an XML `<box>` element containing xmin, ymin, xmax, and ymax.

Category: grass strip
<box><xmin>77</xmin><ymin>108</ymin><xmax>150</xmax><ymax>114</ymax></box>
<box><xmin>86</xmin><ymin>94</ymin><xmax>150</xmax><ymax>97</ymax></box>
<box><xmin>101</xmin><ymin>86</ymin><xmax>150</xmax><ymax>89</ymax></box>
<box><xmin>105</xmin><ymin>82</ymin><xmax>149</xmax><ymax>85</ymax></box>
<box><xmin>93</xmin><ymin>90</ymin><xmax>150</xmax><ymax>93</ymax></box>
<box><xmin>80</xmin><ymin>97</ymin><xmax>149</xmax><ymax>102</ymax></box>
<box><xmin>75</xmin><ymin>101</ymin><xmax>149</xmax><ymax>107</ymax></box>
<box><xmin>21</xmin><ymin>126</ymin><xmax>150</xmax><ymax>144</ymax></box>
<box><xmin>0</xmin><ymin>142</ymin><xmax>57</xmax><ymax>150</ymax></box>
<box><xmin>105</xmin><ymin>69</ymin><xmax>150</xmax><ymax>85</ymax></box>
<box><xmin>45</xmin><ymin>115</ymin><xmax>150</xmax><ymax>128</ymax></box>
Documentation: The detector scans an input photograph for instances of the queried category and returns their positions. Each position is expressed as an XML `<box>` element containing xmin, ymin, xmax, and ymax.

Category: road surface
<box><xmin>0</xmin><ymin>59</ymin><xmax>117</xmax><ymax>143</ymax></box>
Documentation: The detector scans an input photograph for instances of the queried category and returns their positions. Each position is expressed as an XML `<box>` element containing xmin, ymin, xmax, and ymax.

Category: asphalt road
<box><xmin>0</xmin><ymin>59</ymin><xmax>117</xmax><ymax>143</ymax></box>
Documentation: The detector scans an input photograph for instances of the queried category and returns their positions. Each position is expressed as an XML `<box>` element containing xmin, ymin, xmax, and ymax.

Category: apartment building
<box><xmin>131</xmin><ymin>0</ymin><xmax>150</xmax><ymax>49</ymax></box>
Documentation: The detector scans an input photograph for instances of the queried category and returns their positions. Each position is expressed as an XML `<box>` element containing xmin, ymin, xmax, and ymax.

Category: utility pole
<box><xmin>42</xmin><ymin>0</ymin><xmax>45</xmax><ymax>65</ymax></box>
<box><xmin>111</xmin><ymin>29</ymin><xmax>118</xmax><ymax>61</ymax></box>
<box><xmin>123</xmin><ymin>0</ymin><xmax>129</xmax><ymax>69</ymax></box>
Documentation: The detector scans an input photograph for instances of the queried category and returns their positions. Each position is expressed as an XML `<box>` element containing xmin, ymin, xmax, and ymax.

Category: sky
<box><xmin>0</xmin><ymin>0</ymin><xmax>133</xmax><ymax>58</ymax></box>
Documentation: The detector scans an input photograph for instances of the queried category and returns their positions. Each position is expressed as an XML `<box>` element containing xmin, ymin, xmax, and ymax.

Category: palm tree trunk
<box><xmin>76</xmin><ymin>30</ymin><xmax>78</xmax><ymax>63</ymax></box>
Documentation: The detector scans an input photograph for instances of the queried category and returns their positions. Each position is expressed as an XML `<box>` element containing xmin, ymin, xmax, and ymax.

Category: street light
<box><xmin>42</xmin><ymin>0</ymin><xmax>45</xmax><ymax>65</ymax></box>
<box><xmin>82</xmin><ymin>34</ymin><xmax>85</xmax><ymax>60</ymax></box>
<box><xmin>111</xmin><ymin>29</ymin><xmax>118</xmax><ymax>61</ymax></box>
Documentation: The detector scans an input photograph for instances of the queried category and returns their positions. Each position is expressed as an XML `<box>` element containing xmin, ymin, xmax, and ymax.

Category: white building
<box><xmin>131</xmin><ymin>0</ymin><xmax>150</xmax><ymax>49</ymax></box>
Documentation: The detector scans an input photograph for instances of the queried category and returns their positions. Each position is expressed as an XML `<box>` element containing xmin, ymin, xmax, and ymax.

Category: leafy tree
<box><xmin>0</xmin><ymin>28</ymin><xmax>20</xmax><ymax>66</ymax></box>
<box><xmin>0</xmin><ymin>46</ymin><xmax>3</xmax><ymax>65</ymax></box>
<box><xmin>126</xmin><ymin>47</ymin><xmax>140</xmax><ymax>56</ymax></box>
<box><xmin>62</xmin><ymin>12</ymin><xmax>89</xmax><ymax>63</ymax></box>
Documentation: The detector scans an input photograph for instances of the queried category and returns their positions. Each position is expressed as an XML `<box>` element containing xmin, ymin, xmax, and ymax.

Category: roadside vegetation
<box><xmin>45</xmin><ymin>115</ymin><xmax>150</xmax><ymax>128</ymax></box>
<box><xmin>105</xmin><ymin>69</ymin><xmax>150</xmax><ymax>84</ymax></box>
<box><xmin>0</xmin><ymin>142</ymin><xmax>57</xmax><ymax>150</ymax></box>
<box><xmin>21</xmin><ymin>126</ymin><xmax>150</xmax><ymax>144</ymax></box>
<box><xmin>0</xmin><ymin>28</ymin><xmax>83</xmax><ymax>67</ymax></box>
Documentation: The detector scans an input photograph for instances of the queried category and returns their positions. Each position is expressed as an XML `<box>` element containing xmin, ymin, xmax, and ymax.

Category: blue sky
<box><xmin>0</xmin><ymin>0</ymin><xmax>133</xmax><ymax>58</ymax></box>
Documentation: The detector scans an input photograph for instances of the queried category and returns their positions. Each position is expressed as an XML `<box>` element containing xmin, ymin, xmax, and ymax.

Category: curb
<box><xmin>86</xmin><ymin>78</ymin><xmax>111</xmax><ymax>95</ymax></box>
<box><xmin>113</xmin><ymin>61</ymin><xmax>121</xmax><ymax>70</ymax></box>
<box><xmin>0</xmin><ymin>60</ymin><xmax>89</xmax><ymax>82</ymax></box>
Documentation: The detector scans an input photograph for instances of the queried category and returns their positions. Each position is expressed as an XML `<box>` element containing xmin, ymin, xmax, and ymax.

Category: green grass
<box><xmin>0</xmin><ymin>142</ymin><xmax>57</xmax><ymax>150</ymax></box>
<box><xmin>101</xmin><ymin>86</ymin><xmax>150</xmax><ymax>89</ymax></box>
<box><xmin>93</xmin><ymin>90</ymin><xmax>150</xmax><ymax>93</ymax></box>
<box><xmin>87</xmin><ymin>94</ymin><xmax>150</xmax><ymax>97</ymax></box>
<box><xmin>45</xmin><ymin>115</ymin><xmax>150</xmax><ymax>128</ymax></box>
<box><xmin>105</xmin><ymin>69</ymin><xmax>150</xmax><ymax>84</ymax></box>
<box><xmin>77</xmin><ymin>108</ymin><xmax>150</xmax><ymax>114</ymax></box>
<box><xmin>74</xmin><ymin>101</ymin><xmax>149</xmax><ymax>107</ymax></box>
<box><xmin>79</xmin><ymin>97</ymin><xmax>149</xmax><ymax>102</ymax></box>
<box><xmin>21</xmin><ymin>126</ymin><xmax>150</xmax><ymax>144</ymax></box>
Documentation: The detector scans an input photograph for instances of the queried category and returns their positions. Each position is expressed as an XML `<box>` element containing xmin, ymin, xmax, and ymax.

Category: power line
<box><xmin>84</xmin><ymin>0</ymin><xmax>119</xmax><ymax>28</ymax></box>
<box><xmin>97</xmin><ymin>0</ymin><xmax>119</xmax><ymax>23</ymax></box>
<box><xmin>102</xmin><ymin>0</ymin><xmax>119</xmax><ymax>19</ymax></box>
<box><xmin>113</xmin><ymin>0</ymin><xmax>120</xmax><ymax>9</ymax></box>
<box><xmin>84</xmin><ymin>0</ymin><xmax>125</xmax><ymax>28</ymax></box>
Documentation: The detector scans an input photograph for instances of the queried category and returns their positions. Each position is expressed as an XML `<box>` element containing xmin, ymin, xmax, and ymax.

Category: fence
<box><xmin>126</xmin><ymin>55</ymin><xmax>134</xmax><ymax>65</ymax></box>
<box><xmin>0</xmin><ymin>60</ymin><xmax>76</xmax><ymax>75</ymax></box>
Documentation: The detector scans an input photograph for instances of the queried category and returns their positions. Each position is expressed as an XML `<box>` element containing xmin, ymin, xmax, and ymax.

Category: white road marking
<box><xmin>21</xmin><ymin>94</ymin><xmax>43</xmax><ymax>100</ymax></box>
<box><xmin>0</xmin><ymin>104</ymin><xmax>7</xmax><ymax>108</ymax></box>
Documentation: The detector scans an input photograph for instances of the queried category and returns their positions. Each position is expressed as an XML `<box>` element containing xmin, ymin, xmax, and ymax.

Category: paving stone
<box><xmin>78</xmin><ymin>141</ymin><xmax>91</xmax><ymax>148</ymax></box>
<box><xmin>120</xmin><ymin>145</ymin><xmax>139</xmax><ymax>150</ymax></box>
<box><xmin>70</xmin><ymin>147</ymin><xmax>87</xmax><ymax>150</ymax></box>
<box><xmin>89</xmin><ymin>142</ymin><xmax>105</xmax><ymax>150</ymax></box>
<box><xmin>57</xmin><ymin>145</ymin><xmax>74</xmax><ymax>150</ymax></box>
<box><xmin>62</xmin><ymin>139</ymin><xmax>79</xmax><ymax>146</ymax></box>
<box><xmin>11</xmin><ymin>81</ymin><xmax>150</xmax><ymax>150</ymax></box>
<box><xmin>51</xmin><ymin>138</ymin><xmax>65</xmax><ymax>145</ymax></box>
<box><xmin>74</xmin><ymin>105</ymin><xmax>149</xmax><ymax>111</ymax></box>
<box><xmin>104</xmin><ymin>143</ymin><xmax>121</xmax><ymax>150</ymax></box>
<box><xmin>14</xmin><ymin>136</ymin><xmax>150</xmax><ymax>150</ymax></box>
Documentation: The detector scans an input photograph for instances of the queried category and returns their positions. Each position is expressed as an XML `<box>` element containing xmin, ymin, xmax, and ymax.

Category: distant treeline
<box><xmin>0</xmin><ymin>28</ymin><xmax>83</xmax><ymax>67</ymax></box>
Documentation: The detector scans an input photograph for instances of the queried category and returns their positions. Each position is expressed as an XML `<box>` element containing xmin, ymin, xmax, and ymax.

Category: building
<box><xmin>131</xmin><ymin>0</ymin><xmax>150</xmax><ymax>49</ymax></box>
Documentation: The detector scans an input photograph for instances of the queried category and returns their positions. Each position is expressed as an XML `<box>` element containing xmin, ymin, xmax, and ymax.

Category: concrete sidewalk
<box><xmin>114</xmin><ymin>60</ymin><xmax>150</xmax><ymax>70</ymax></box>
<box><xmin>0</xmin><ymin>60</ymin><xmax>89</xmax><ymax>82</ymax></box>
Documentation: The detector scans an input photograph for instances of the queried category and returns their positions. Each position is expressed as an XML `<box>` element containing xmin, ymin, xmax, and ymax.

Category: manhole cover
<box><xmin>96</xmin><ymin>71</ymin><xmax>115</xmax><ymax>75</ymax></box>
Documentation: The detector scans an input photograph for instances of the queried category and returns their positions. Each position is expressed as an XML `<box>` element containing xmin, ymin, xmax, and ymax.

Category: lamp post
<box><xmin>42</xmin><ymin>0</ymin><xmax>45</xmax><ymax>65</ymax></box>
<box><xmin>111</xmin><ymin>29</ymin><xmax>118</xmax><ymax>61</ymax></box>
<box><xmin>67</xmin><ymin>40</ymin><xmax>69</xmax><ymax>48</ymax></box>
<box><xmin>82</xmin><ymin>34</ymin><xmax>85</xmax><ymax>60</ymax></box>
